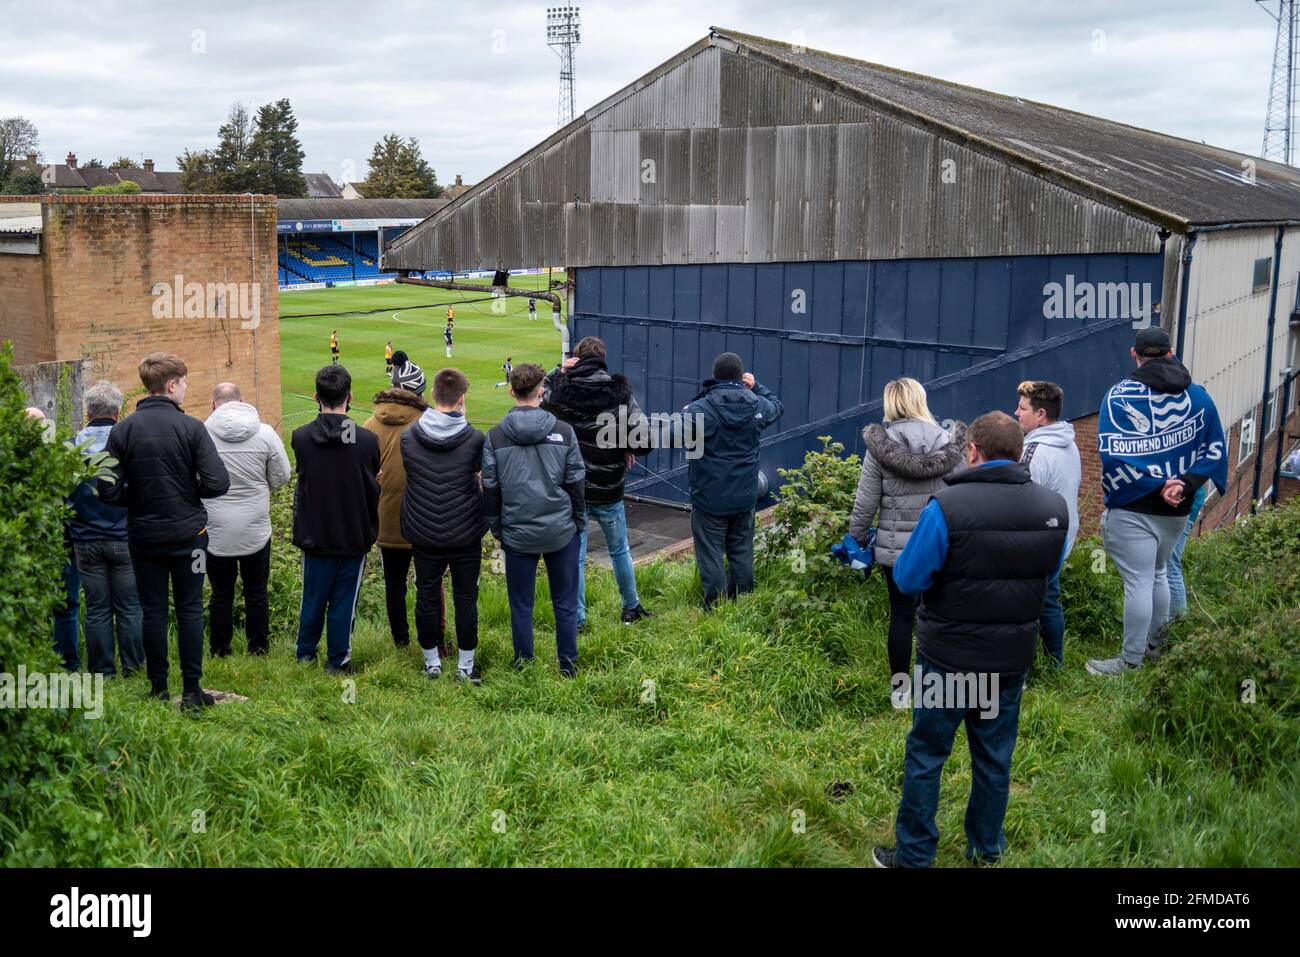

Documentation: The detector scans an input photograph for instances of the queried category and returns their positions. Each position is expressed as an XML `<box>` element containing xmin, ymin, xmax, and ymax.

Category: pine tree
<box><xmin>247</xmin><ymin>99</ymin><xmax>306</xmax><ymax>196</ymax></box>
<box><xmin>359</xmin><ymin>134</ymin><xmax>443</xmax><ymax>198</ymax></box>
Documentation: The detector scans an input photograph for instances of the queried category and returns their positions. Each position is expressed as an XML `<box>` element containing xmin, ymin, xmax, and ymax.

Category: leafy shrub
<box><xmin>0</xmin><ymin>343</ymin><xmax>106</xmax><ymax>859</ymax></box>
<box><xmin>757</xmin><ymin>436</ymin><xmax>864</xmax><ymax>614</ymax></box>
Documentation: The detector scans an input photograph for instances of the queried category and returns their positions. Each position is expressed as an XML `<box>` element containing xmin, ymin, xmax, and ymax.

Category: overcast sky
<box><xmin>0</xmin><ymin>0</ymin><xmax>1285</xmax><ymax>185</ymax></box>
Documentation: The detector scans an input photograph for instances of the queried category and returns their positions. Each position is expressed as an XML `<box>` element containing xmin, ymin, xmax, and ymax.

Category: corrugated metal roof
<box><xmin>718</xmin><ymin>27</ymin><xmax>1300</xmax><ymax>228</ymax></box>
<box><xmin>0</xmin><ymin>215</ymin><xmax>41</xmax><ymax>235</ymax></box>
<box><xmin>388</xmin><ymin>28</ymin><xmax>1293</xmax><ymax>272</ymax></box>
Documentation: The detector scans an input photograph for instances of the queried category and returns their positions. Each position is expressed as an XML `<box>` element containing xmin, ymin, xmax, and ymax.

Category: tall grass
<box><xmin>5</xmin><ymin>497</ymin><xmax>1297</xmax><ymax>866</ymax></box>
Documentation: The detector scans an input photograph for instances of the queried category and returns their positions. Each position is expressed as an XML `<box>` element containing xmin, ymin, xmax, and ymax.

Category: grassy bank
<box><xmin>6</xmin><ymin>495</ymin><xmax>1297</xmax><ymax>867</ymax></box>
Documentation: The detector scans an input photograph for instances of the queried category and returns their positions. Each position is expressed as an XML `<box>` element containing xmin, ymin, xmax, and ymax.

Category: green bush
<box><xmin>757</xmin><ymin>436</ymin><xmax>863</xmax><ymax>615</ymax></box>
<box><xmin>1130</xmin><ymin>500</ymin><xmax>1300</xmax><ymax>782</ymax></box>
<box><xmin>0</xmin><ymin>343</ymin><xmax>108</xmax><ymax>858</ymax></box>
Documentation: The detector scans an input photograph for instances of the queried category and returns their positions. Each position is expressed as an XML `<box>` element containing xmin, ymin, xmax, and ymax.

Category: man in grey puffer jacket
<box><xmin>204</xmin><ymin>382</ymin><xmax>292</xmax><ymax>656</ymax></box>
<box><xmin>850</xmin><ymin>408</ymin><xmax>966</xmax><ymax>682</ymax></box>
<box><xmin>483</xmin><ymin>363</ymin><xmax>587</xmax><ymax>676</ymax></box>
<box><xmin>1014</xmin><ymin>380</ymin><xmax>1081</xmax><ymax>665</ymax></box>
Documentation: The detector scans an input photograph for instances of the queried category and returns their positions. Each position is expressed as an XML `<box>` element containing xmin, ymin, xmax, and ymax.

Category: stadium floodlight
<box><xmin>546</xmin><ymin>4</ymin><xmax>581</xmax><ymax>129</ymax></box>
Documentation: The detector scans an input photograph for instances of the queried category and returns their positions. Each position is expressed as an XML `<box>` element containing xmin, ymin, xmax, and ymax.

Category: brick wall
<box><xmin>0</xmin><ymin>194</ymin><xmax>282</xmax><ymax>429</ymax></box>
<box><xmin>0</xmin><ymin>242</ymin><xmax>52</xmax><ymax>365</ymax></box>
<box><xmin>1195</xmin><ymin>396</ymin><xmax>1300</xmax><ymax>533</ymax></box>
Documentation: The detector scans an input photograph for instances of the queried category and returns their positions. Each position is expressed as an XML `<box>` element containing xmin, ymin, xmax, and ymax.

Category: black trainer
<box><xmin>453</xmin><ymin>664</ymin><xmax>483</xmax><ymax>686</ymax></box>
<box><xmin>149</xmin><ymin>683</ymin><xmax>169</xmax><ymax>701</ymax></box>
<box><xmin>325</xmin><ymin>662</ymin><xmax>355</xmax><ymax>676</ymax></box>
<box><xmin>872</xmin><ymin>846</ymin><xmax>899</xmax><ymax>868</ymax></box>
<box><xmin>621</xmin><ymin>605</ymin><xmax>653</xmax><ymax>625</ymax></box>
<box><xmin>180</xmin><ymin>690</ymin><xmax>215</xmax><ymax>711</ymax></box>
<box><xmin>424</xmin><ymin>662</ymin><xmax>442</xmax><ymax>680</ymax></box>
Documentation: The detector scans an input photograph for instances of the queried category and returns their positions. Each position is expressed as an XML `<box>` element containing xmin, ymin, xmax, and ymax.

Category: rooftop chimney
<box><xmin>143</xmin><ymin>159</ymin><xmax>155</xmax><ymax>174</ymax></box>
<box><xmin>25</xmin><ymin>152</ymin><xmax>36</xmax><ymax>165</ymax></box>
<box><xmin>455</xmin><ymin>174</ymin><xmax>463</xmax><ymax>186</ymax></box>
<box><xmin>65</xmin><ymin>152</ymin><xmax>77</xmax><ymax>169</ymax></box>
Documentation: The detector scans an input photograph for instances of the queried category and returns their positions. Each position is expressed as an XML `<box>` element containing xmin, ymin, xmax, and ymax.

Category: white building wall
<box><xmin>1181</xmin><ymin>226</ymin><xmax>1299</xmax><ymax>427</ymax></box>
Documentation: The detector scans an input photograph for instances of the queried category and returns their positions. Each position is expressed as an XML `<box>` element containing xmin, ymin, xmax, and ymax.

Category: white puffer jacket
<box><xmin>203</xmin><ymin>401</ymin><xmax>291</xmax><ymax>557</ymax></box>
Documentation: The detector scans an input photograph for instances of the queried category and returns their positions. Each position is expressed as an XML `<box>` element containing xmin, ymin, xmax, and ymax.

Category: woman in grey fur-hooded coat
<box><xmin>848</xmin><ymin>383</ymin><xmax>966</xmax><ymax>679</ymax></box>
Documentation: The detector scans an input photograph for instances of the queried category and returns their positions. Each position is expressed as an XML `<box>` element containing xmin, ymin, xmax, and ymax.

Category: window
<box><xmin>1263</xmin><ymin>388</ymin><xmax>1277</xmax><ymax>437</ymax></box>
<box><xmin>1253</xmin><ymin>257</ymin><xmax>1273</xmax><ymax>292</ymax></box>
<box><xmin>1238</xmin><ymin>408</ymin><xmax>1257</xmax><ymax>464</ymax></box>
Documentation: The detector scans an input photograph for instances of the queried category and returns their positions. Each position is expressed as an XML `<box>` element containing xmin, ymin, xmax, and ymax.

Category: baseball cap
<box><xmin>1134</xmin><ymin>326</ymin><xmax>1172</xmax><ymax>357</ymax></box>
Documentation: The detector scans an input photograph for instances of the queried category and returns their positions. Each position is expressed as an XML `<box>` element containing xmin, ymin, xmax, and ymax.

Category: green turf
<box><xmin>277</xmin><ymin>275</ymin><xmax>564</xmax><ymax>435</ymax></box>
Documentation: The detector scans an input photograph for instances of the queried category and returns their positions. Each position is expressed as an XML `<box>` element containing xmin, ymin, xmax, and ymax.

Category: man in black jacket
<box><xmin>400</xmin><ymin>368</ymin><xmax>488</xmax><ymax>683</ymax></box>
<box><xmin>872</xmin><ymin>411</ymin><xmax>1068</xmax><ymax>868</ymax></box>
<box><xmin>542</xmin><ymin>336</ymin><xmax>652</xmax><ymax>629</ymax></box>
<box><xmin>291</xmin><ymin>365</ymin><xmax>380</xmax><ymax>674</ymax></box>
<box><xmin>101</xmin><ymin>353</ymin><xmax>230</xmax><ymax>709</ymax></box>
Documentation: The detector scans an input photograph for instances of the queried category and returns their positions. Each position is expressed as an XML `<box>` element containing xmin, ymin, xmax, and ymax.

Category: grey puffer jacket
<box><xmin>848</xmin><ymin>418</ymin><xmax>966</xmax><ymax>567</ymax></box>
<box><xmin>482</xmin><ymin>406</ymin><xmax>586</xmax><ymax>555</ymax></box>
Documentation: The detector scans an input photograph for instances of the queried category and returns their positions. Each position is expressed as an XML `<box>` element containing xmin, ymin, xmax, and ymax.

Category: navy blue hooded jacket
<box><xmin>684</xmin><ymin>379</ymin><xmax>783</xmax><ymax>516</ymax></box>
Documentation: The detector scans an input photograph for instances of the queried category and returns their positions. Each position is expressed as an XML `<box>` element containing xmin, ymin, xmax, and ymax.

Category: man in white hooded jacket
<box><xmin>1014</xmin><ymin>380</ymin><xmax>1081</xmax><ymax>666</ymax></box>
<box><xmin>204</xmin><ymin>382</ymin><xmax>292</xmax><ymax>655</ymax></box>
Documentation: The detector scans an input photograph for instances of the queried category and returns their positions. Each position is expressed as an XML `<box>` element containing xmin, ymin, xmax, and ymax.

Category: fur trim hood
<box><xmin>546</xmin><ymin>361</ymin><xmax>634</xmax><ymax>415</ymax></box>
<box><xmin>863</xmin><ymin>419</ymin><xmax>967</xmax><ymax>480</ymax></box>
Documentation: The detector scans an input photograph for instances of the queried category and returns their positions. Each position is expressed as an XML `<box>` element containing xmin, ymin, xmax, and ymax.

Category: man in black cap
<box><xmin>1089</xmin><ymin>326</ymin><xmax>1226</xmax><ymax>676</ymax></box>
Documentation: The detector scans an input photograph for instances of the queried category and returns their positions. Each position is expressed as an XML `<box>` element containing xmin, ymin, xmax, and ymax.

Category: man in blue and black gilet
<box><xmin>873</xmin><ymin>411</ymin><xmax>1068</xmax><ymax>869</ymax></box>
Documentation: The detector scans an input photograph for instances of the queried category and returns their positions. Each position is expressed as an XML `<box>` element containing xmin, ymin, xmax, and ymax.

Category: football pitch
<box><xmin>276</xmin><ymin>274</ymin><xmax>564</xmax><ymax>434</ymax></box>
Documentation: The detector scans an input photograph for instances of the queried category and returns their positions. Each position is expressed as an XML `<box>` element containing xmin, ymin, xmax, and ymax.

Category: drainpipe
<box><xmin>1174</xmin><ymin>232</ymin><xmax>1197</xmax><ymax>359</ymax></box>
<box><xmin>1272</xmin><ymin>366</ymin><xmax>1296</xmax><ymax>506</ymax></box>
<box><xmin>1251</xmin><ymin>226</ymin><xmax>1286</xmax><ymax>511</ymax></box>
<box><xmin>1155</xmin><ymin>228</ymin><xmax>1170</xmax><ymax>328</ymax></box>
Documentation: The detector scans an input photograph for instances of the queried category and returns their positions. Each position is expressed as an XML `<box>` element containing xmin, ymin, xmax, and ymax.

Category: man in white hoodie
<box><xmin>204</xmin><ymin>382</ymin><xmax>292</xmax><ymax>656</ymax></box>
<box><xmin>1014</xmin><ymin>380</ymin><xmax>1081</xmax><ymax>666</ymax></box>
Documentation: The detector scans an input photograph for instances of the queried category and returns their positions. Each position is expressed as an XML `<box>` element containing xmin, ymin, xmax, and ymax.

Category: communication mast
<box><xmin>1260</xmin><ymin>0</ymin><xmax>1299</xmax><ymax>164</ymax></box>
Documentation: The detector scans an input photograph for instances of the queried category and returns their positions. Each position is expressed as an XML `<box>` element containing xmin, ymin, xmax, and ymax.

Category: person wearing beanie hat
<box><xmin>363</xmin><ymin>371</ymin><xmax>449</xmax><ymax>658</ymax></box>
<box><xmin>390</xmin><ymin>353</ymin><xmax>426</xmax><ymax>396</ymax></box>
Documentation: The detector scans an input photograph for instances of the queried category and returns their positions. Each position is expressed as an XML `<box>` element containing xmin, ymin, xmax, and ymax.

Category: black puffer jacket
<box><xmin>400</xmin><ymin>409</ymin><xmax>488</xmax><ymax>551</ymax></box>
<box><xmin>542</xmin><ymin>357</ymin><xmax>650</xmax><ymax>505</ymax></box>
<box><xmin>100</xmin><ymin>395</ymin><xmax>230</xmax><ymax>548</ymax></box>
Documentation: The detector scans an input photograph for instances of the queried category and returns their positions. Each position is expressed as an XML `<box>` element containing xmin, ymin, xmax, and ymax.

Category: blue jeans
<box><xmin>296</xmin><ymin>553</ymin><xmax>367</xmax><ymax>668</ymax></box>
<box><xmin>53</xmin><ymin>557</ymin><xmax>81</xmax><ymax>672</ymax></box>
<box><xmin>74</xmin><ymin>539</ymin><xmax>144</xmax><ymax>676</ymax></box>
<box><xmin>577</xmin><ymin>500</ymin><xmax>641</xmax><ymax>623</ymax></box>
<box><xmin>1167</xmin><ymin>486</ymin><xmax>1206</xmax><ymax>618</ymax></box>
<box><xmin>504</xmin><ymin>532</ymin><xmax>580</xmax><ymax>671</ymax></box>
<box><xmin>1038</xmin><ymin>569</ymin><xmax>1064</xmax><ymax>665</ymax></box>
<box><xmin>894</xmin><ymin>654</ymin><xmax>1027</xmax><ymax>867</ymax></box>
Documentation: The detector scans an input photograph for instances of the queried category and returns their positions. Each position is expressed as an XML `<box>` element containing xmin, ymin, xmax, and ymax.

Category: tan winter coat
<box><xmin>363</xmin><ymin>389</ymin><xmax>428</xmax><ymax>549</ymax></box>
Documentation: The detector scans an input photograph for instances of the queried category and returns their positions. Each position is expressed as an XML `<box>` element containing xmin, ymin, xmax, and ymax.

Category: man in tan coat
<box><xmin>363</xmin><ymin>356</ymin><xmax>445</xmax><ymax>653</ymax></box>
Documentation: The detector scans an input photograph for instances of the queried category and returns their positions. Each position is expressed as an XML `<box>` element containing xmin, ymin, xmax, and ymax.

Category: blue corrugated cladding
<box><xmin>572</xmin><ymin>254</ymin><xmax>1163</xmax><ymax>504</ymax></box>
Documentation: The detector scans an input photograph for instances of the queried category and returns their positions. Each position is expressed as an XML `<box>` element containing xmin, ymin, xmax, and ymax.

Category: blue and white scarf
<box><xmin>1098</xmin><ymin>378</ymin><xmax>1227</xmax><ymax>508</ymax></box>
